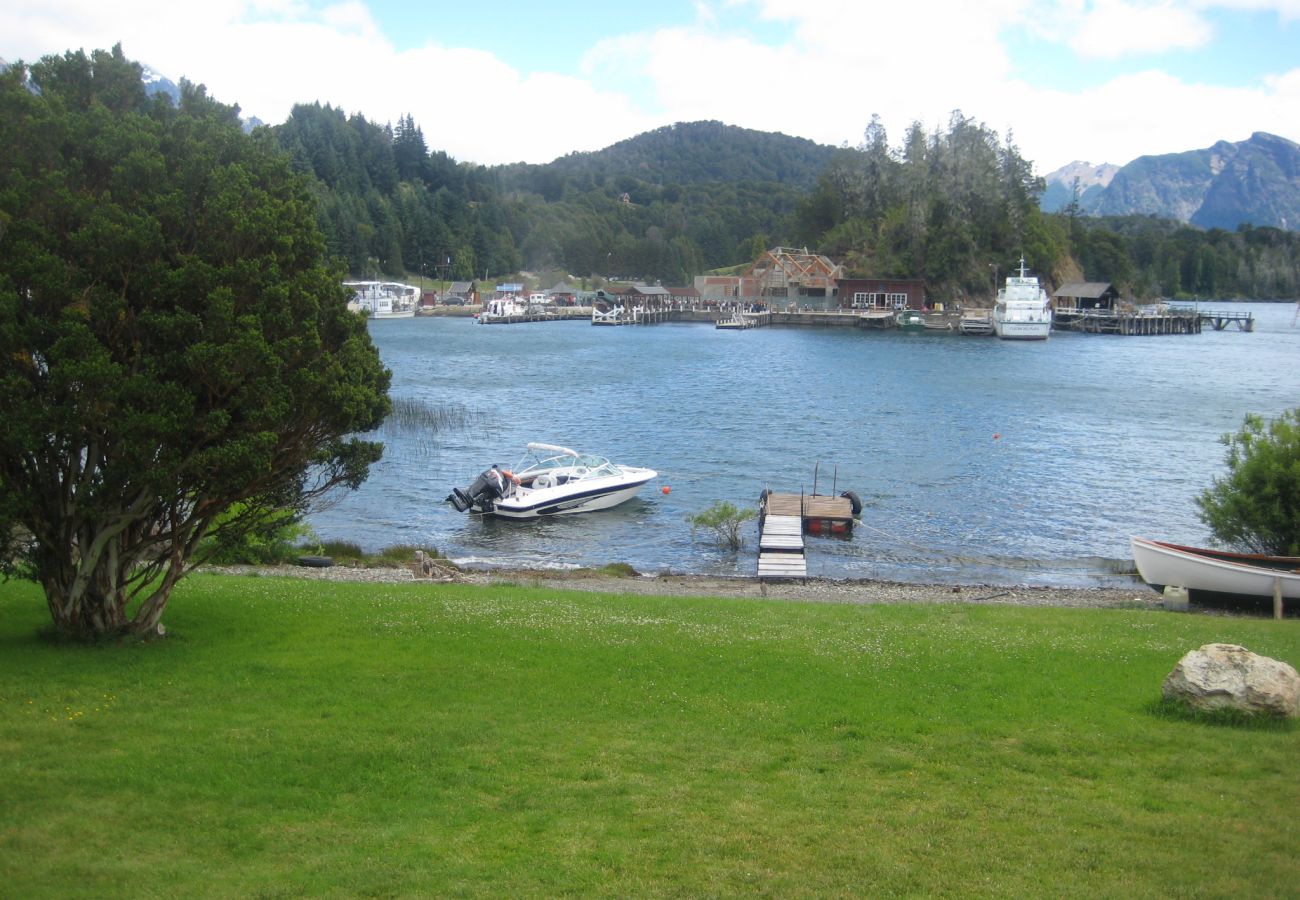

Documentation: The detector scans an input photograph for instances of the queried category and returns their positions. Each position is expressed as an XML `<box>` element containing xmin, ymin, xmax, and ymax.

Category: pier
<box><xmin>1170</xmin><ymin>306</ymin><xmax>1254</xmax><ymax>331</ymax></box>
<box><xmin>463</xmin><ymin>300</ymin><xmax>1258</xmax><ymax>338</ymax></box>
<box><xmin>761</xmin><ymin>492</ymin><xmax>856</xmax><ymax>535</ymax></box>
<box><xmin>756</xmin><ymin>490</ymin><xmax>857</xmax><ymax>580</ymax></box>
<box><xmin>1053</xmin><ymin>307</ymin><xmax>1202</xmax><ymax>335</ymax></box>
<box><xmin>1054</xmin><ymin>305</ymin><xmax>1254</xmax><ymax>335</ymax></box>
<box><xmin>757</xmin><ymin>514</ymin><xmax>806</xmax><ymax>580</ymax></box>
<box><xmin>477</xmin><ymin>306</ymin><xmax>591</xmax><ymax>325</ymax></box>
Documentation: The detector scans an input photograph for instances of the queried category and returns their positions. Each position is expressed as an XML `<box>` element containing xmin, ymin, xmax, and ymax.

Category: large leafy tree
<box><xmin>1196</xmin><ymin>410</ymin><xmax>1300</xmax><ymax>556</ymax></box>
<box><xmin>0</xmin><ymin>46</ymin><xmax>391</xmax><ymax>638</ymax></box>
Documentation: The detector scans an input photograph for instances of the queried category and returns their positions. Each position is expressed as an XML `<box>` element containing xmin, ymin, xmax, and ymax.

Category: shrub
<box><xmin>688</xmin><ymin>501</ymin><xmax>757</xmax><ymax>551</ymax></box>
<box><xmin>1196</xmin><ymin>409</ymin><xmax>1300</xmax><ymax>555</ymax></box>
<box><xmin>199</xmin><ymin>505</ymin><xmax>313</xmax><ymax>565</ymax></box>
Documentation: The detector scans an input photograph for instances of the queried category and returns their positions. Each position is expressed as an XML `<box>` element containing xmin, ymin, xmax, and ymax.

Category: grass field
<box><xmin>1</xmin><ymin>575</ymin><xmax>1297</xmax><ymax>897</ymax></box>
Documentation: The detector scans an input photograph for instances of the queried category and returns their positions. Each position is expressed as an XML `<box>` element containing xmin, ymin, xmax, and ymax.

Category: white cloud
<box><xmin>1200</xmin><ymin>0</ymin><xmax>1300</xmax><ymax>20</ymax></box>
<box><xmin>1</xmin><ymin>0</ymin><xmax>1297</xmax><ymax>171</ymax></box>
<box><xmin>1066</xmin><ymin>0</ymin><xmax>1214</xmax><ymax>58</ymax></box>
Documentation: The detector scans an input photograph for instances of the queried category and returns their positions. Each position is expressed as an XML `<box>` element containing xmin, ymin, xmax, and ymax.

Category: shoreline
<box><xmin>201</xmin><ymin>563</ymin><xmax>1164</xmax><ymax>611</ymax></box>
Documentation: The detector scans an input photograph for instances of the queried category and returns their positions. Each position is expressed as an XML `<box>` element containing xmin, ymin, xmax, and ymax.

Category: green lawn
<box><xmin>1</xmin><ymin>575</ymin><xmax>1296</xmax><ymax>897</ymax></box>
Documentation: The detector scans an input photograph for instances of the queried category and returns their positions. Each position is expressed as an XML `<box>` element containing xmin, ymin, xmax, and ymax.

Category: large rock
<box><xmin>1163</xmin><ymin>643</ymin><xmax>1300</xmax><ymax>717</ymax></box>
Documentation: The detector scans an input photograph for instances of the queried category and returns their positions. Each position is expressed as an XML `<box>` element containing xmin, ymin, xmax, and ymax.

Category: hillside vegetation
<box><xmin>269</xmin><ymin>104</ymin><xmax>1300</xmax><ymax>299</ymax></box>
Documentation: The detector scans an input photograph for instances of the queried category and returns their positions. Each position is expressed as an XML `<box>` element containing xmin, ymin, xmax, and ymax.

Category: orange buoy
<box><xmin>993</xmin><ymin>433</ymin><xmax>1001</xmax><ymax>440</ymax></box>
<box><xmin>661</xmin><ymin>485</ymin><xmax>671</xmax><ymax>494</ymax></box>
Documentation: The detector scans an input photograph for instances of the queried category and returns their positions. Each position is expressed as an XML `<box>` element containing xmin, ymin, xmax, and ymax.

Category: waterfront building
<box><xmin>835</xmin><ymin>277</ymin><xmax>928</xmax><ymax>311</ymax></box>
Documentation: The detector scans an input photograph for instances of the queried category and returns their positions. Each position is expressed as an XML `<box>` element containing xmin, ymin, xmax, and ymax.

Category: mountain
<box><xmin>498</xmin><ymin>120</ymin><xmax>838</xmax><ymax>196</ymax></box>
<box><xmin>1041</xmin><ymin>133</ymin><xmax>1300</xmax><ymax>231</ymax></box>
<box><xmin>1039</xmin><ymin>161</ymin><xmax>1119</xmax><ymax>214</ymax></box>
<box><xmin>140</xmin><ymin>63</ymin><xmax>181</xmax><ymax>105</ymax></box>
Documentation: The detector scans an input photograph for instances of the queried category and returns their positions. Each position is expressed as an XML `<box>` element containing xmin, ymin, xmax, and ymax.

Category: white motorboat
<box><xmin>1131</xmin><ymin>536</ymin><xmax>1300</xmax><ymax>604</ymax></box>
<box><xmin>446</xmin><ymin>443</ymin><xmax>657</xmax><ymax>518</ymax></box>
<box><xmin>344</xmin><ymin>281</ymin><xmax>419</xmax><ymax>318</ymax></box>
<box><xmin>478</xmin><ymin>296</ymin><xmax>530</xmax><ymax>322</ymax></box>
<box><xmin>992</xmin><ymin>258</ymin><xmax>1052</xmax><ymax>340</ymax></box>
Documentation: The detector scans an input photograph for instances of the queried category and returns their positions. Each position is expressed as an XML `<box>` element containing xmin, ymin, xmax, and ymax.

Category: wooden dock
<box><xmin>763</xmin><ymin>492</ymin><xmax>856</xmax><ymax>535</ymax></box>
<box><xmin>1170</xmin><ymin>306</ymin><xmax>1254</xmax><ymax>331</ymax></box>
<box><xmin>1053</xmin><ymin>307</ymin><xmax>1202</xmax><ymax>335</ymax></box>
<box><xmin>716</xmin><ymin>311</ymin><xmax>770</xmax><ymax>329</ymax></box>
<box><xmin>959</xmin><ymin>312</ymin><xmax>994</xmax><ymax>335</ymax></box>
<box><xmin>757</xmin><ymin>514</ymin><xmax>806</xmax><ymax>579</ymax></box>
<box><xmin>478</xmin><ymin>307</ymin><xmax>590</xmax><ymax>325</ymax></box>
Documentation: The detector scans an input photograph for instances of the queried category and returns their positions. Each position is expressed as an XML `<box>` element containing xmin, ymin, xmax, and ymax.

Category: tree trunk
<box><xmin>43</xmin><ymin>547</ymin><xmax>182</xmax><ymax>640</ymax></box>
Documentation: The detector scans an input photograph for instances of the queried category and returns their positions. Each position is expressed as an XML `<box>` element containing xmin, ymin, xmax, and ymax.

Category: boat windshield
<box><xmin>518</xmin><ymin>450</ymin><xmax>619</xmax><ymax>478</ymax></box>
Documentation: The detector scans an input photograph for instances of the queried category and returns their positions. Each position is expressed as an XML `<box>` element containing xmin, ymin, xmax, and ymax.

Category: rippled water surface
<box><xmin>310</xmin><ymin>303</ymin><xmax>1299</xmax><ymax>586</ymax></box>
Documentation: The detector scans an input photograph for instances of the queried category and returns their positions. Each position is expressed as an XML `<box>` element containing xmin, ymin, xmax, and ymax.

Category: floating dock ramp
<box><xmin>757</xmin><ymin>514</ymin><xmax>806</xmax><ymax>580</ymax></box>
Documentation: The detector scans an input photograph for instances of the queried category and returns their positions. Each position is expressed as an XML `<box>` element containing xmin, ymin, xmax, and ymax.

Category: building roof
<box><xmin>1054</xmin><ymin>282</ymin><xmax>1115</xmax><ymax>299</ymax></box>
<box><xmin>449</xmin><ymin>281</ymin><xmax>473</xmax><ymax>294</ymax></box>
<box><xmin>745</xmin><ymin>247</ymin><xmax>843</xmax><ymax>291</ymax></box>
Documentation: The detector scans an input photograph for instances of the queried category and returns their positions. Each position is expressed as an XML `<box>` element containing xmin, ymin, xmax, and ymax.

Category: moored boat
<box><xmin>446</xmin><ymin>443</ymin><xmax>657</xmax><ymax>518</ymax></box>
<box><xmin>344</xmin><ymin>280</ymin><xmax>419</xmax><ymax>318</ymax></box>
<box><xmin>993</xmin><ymin>258</ymin><xmax>1052</xmax><ymax>340</ymax></box>
<box><xmin>1131</xmin><ymin>536</ymin><xmax>1300</xmax><ymax>605</ymax></box>
<box><xmin>345</xmin><ymin>284</ymin><xmax>421</xmax><ymax>323</ymax></box>
<box><xmin>897</xmin><ymin>310</ymin><xmax>925</xmax><ymax>332</ymax></box>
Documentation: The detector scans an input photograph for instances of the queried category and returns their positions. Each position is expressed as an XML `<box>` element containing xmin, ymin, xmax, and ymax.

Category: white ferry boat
<box><xmin>992</xmin><ymin>258</ymin><xmax>1052</xmax><ymax>340</ymax></box>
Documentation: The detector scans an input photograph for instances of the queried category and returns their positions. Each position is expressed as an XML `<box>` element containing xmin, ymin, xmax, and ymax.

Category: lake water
<box><xmin>310</xmin><ymin>302</ymin><xmax>1299</xmax><ymax>587</ymax></box>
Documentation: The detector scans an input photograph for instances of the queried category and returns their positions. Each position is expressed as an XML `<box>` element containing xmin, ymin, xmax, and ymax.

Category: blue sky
<box><xmin>3</xmin><ymin>1</ymin><xmax>1297</xmax><ymax>173</ymax></box>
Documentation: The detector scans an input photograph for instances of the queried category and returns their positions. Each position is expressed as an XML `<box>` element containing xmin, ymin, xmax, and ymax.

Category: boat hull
<box><xmin>992</xmin><ymin>317</ymin><xmax>1051</xmax><ymax>340</ymax></box>
<box><xmin>482</xmin><ymin>471</ymin><xmax>655</xmax><ymax>519</ymax></box>
<box><xmin>1131</xmin><ymin>536</ymin><xmax>1300</xmax><ymax>602</ymax></box>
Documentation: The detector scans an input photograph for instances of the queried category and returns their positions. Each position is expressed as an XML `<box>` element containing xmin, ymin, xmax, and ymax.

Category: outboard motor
<box><xmin>446</xmin><ymin>466</ymin><xmax>507</xmax><ymax>513</ymax></box>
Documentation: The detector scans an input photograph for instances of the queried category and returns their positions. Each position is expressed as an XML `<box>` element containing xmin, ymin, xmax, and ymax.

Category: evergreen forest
<box><xmin>271</xmin><ymin>106</ymin><xmax>1300</xmax><ymax>301</ymax></box>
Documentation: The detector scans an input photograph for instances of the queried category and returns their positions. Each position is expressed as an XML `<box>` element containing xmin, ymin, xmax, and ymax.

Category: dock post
<box><xmin>1275</xmin><ymin>576</ymin><xmax>1284</xmax><ymax>621</ymax></box>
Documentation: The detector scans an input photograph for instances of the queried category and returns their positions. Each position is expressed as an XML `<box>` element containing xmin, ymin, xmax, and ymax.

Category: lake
<box><xmin>310</xmin><ymin>302</ymin><xmax>1300</xmax><ymax>587</ymax></box>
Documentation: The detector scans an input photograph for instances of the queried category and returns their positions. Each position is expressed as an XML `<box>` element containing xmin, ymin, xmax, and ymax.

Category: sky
<box><xmin>3</xmin><ymin>0</ymin><xmax>1298</xmax><ymax>176</ymax></box>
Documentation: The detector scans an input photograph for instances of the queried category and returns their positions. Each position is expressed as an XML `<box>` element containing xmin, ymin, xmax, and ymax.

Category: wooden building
<box><xmin>748</xmin><ymin>247</ymin><xmax>843</xmax><ymax>308</ymax></box>
<box><xmin>694</xmin><ymin>247</ymin><xmax>844</xmax><ymax>308</ymax></box>
<box><xmin>622</xmin><ymin>284</ymin><xmax>673</xmax><ymax>310</ymax></box>
<box><xmin>835</xmin><ymin>277</ymin><xmax>927</xmax><ymax>311</ymax></box>
<box><xmin>543</xmin><ymin>282</ymin><xmax>578</xmax><ymax>306</ymax></box>
<box><xmin>1054</xmin><ymin>282</ymin><xmax>1120</xmax><ymax>311</ymax></box>
<box><xmin>667</xmin><ymin>285</ymin><xmax>701</xmax><ymax>306</ymax></box>
<box><xmin>444</xmin><ymin>281</ymin><xmax>476</xmax><ymax>304</ymax></box>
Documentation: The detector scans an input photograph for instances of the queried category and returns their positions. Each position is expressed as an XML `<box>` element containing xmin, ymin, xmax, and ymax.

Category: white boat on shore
<box><xmin>993</xmin><ymin>258</ymin><xmax>1052</xmax><ymax>340</ymax></box>
<box><xmin>344</xmin><ymin>281</ymin><xmax>419</xmax><ymax>318</ymax></box>
<box><xmin>446</xmin><ymin>443</ymin><xmax>657</xmax><ymax>519</ymax></box>
<box><xmin>1131</xmin><ymin>536</ymin><xmax>1300</xmax><ymax>605</ymax></box>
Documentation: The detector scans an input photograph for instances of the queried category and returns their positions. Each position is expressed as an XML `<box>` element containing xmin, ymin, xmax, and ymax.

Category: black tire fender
<box><xmin>841</xmin><ymin>491</ymin><xmax>863</xmax><ymax>516</ymax></box>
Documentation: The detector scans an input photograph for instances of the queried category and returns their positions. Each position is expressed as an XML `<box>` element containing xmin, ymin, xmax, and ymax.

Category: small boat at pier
<box><xmin>446</xmin><ymin>443</ymin><xmax>657</xmax><ymax>519</ymax></box>
<box><xmin>897</xmin><ymin>310</ymin><xmax>925</xmax><ymax>332</ymax></box>
<box><xmin>1131</xmin><ymin>536</ymin><xmax>1300</xmax><ymax>606</ymax></box>
<box><xmin>344</xmin><ymin>281</ymin><xmax>419</xmax><ymax>318</ymax></box>
<box><xmin>992</xmin><ymin>258</ymin><xmax>1052</xmax><ymax>340</ymax></box>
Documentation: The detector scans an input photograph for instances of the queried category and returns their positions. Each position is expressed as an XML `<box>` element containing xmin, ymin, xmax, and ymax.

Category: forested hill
<box><xmin>495</xmin><ymin>121</ymin><xmax>837</xmax><ymax>198</ymax></box>
<box><xmin>272</xmin><ymin>108</ymin><xmax>824</xmax><ymax>285</ymax></box>
<box><xmin>266</xmin><ymin>100</ymin><xmax>1299</xmax><ymax>300</ymax></box>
